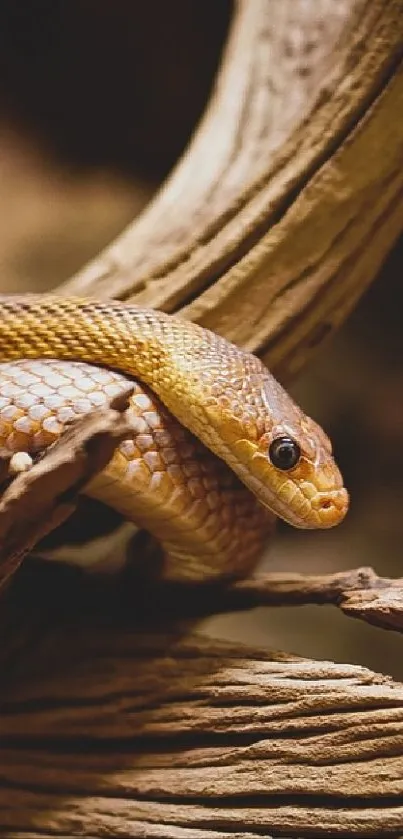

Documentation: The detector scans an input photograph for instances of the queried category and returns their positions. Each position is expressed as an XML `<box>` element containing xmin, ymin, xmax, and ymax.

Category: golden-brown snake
<box><xmin>0</xmin><ymin>295</ymin><xmax>349</xmax><ymax>581</ymax></box>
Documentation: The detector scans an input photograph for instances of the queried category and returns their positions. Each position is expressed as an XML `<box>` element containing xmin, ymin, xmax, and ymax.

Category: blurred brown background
<box><xmin>0</xmin><ymin>1</ymin><xmax>401</xmax><ymax>678</ymax></box>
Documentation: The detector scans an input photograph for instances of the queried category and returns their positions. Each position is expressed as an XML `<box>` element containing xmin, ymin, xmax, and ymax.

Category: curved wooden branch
<box><xmin>63</xmin><ymin>0</ymin><xmax>403</xmax><ymax>381</ymax></box>
<box><xmin>2</xmin><ymin>2</ymin><xmax>403</xmax><ymax>837</ymax></box>
<box><xmin>0</xmin><ymin>625</ymin><xmax>402</xmax><ymax>837</ymax></box>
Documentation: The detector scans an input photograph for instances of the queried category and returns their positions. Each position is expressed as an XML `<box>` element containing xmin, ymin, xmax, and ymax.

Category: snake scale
<box><xmin>0</xmin><ymin>295</ymin><xmax>348</xmax><ymax>581</ymax></box>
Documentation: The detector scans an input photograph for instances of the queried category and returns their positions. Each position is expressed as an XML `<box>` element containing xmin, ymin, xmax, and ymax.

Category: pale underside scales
<box><xmin>0</xmin><ymin>358</ymin><xmax>273</xmax><ymax>581</ymax></box>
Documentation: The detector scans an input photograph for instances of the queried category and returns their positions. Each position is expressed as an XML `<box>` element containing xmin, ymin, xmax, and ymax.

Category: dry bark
<box><xmin>122</xmin><ymin>567</ymin><xmax>403</xmax><ymax>634</ymax></box>
<box><xmin>0</xmin><ymin>389</ymin><xmax>135</xmax><ymax>589</ymax></box>
<box><xmin>64</xmin><ymin>0</ymin><xmax>403</xmax><ymax>383</ymax></box>
<box><xmin>207</xmin><ymin>569</ymin><xmax>403</xmax><ymax>634</ymax></box>
<box><xmin>1</xmin><ymin>1</ymin><xmax>403</xmax><ymax>838</ymax></box>
<box><xmin>0</xmin><ymin>622</ymin><xmax>403</xmax><ymax>838</ymax></box>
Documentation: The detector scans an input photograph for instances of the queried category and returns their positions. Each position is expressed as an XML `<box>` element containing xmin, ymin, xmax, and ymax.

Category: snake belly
<box><xmin>0</xmin><ymin>294</ymin><xmax>349</xmax><ymax>581</ymax></box>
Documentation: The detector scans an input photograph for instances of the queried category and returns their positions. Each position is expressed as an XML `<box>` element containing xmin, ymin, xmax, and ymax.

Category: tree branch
<box><xmin>119</xmin><ymin>567</ymin><xmax>403</xmax><ymax>634</ymax></box>
<box><xmin>0</xmin><ymin>389</ymin><xmax>135</xmax><ymax>589</ymax></box>
<box><xmin>62</xmin><ymin>0</ymin><xmax>403</xmax><ymax>382</ymax></box>
<box><xmin>0</xmin><ymin>624</ymin><xmax>402</xmax><ymax>837</ymax></box>
<box><xmin>1</xmin><ymin>2</ymin><xmax>403</xmax><ymax>837</ymax></box>
<box><xmin>206</xmin><ymin>568</ymin><xmax>403</xmax><ymax>634</ymax></box>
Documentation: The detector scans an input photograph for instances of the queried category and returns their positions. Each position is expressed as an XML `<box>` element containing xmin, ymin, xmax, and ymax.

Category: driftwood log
<box><xmin>1</xmin><ymin>1</ymin><xmax>403</xmax><ymax>837</ymax></box>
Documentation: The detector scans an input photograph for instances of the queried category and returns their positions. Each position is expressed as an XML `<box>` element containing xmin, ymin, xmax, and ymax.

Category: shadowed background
<box><xmin>0</xmin><ymin>0</ymin><xmax>401</xmax><ymax>678</ymax></box>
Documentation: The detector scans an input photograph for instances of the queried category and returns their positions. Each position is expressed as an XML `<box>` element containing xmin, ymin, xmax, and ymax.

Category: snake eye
<box><xmin>269</xmin><ymin>436</ymin><xmax>301</xmax><ymax>471</ymax></box>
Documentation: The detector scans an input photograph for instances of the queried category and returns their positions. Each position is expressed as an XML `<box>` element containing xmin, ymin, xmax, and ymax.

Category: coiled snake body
<box><xmin>0</xmin><ymin>295</ymin><xmax>348</xmax><ymax>581</ymax></box>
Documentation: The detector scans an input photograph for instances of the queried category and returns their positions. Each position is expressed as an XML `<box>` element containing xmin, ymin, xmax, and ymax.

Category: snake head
<box><xmin>250</xmin><ymin>412</ymin><xmax>349</xmax><ymax>529</ymax></box>
<box><xmin>206</xmin><ymin>368</ymin><xmax>349</xmax><ymax>530</ymax></box>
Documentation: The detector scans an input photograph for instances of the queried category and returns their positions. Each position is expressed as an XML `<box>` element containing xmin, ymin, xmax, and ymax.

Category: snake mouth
<box><xmin>259</xmin><ymin>489</ymin><xmax>348</xmax><ymax>530</ymax></box>
<box><xmin>238</xmin><ymin>467</ymin><xmax>349</xmax><ymax>529</ymax></box>
<box><xmin>293</xmin><ymin>487</ymin><xmax>350</xmax><ymax>529</ymax></box>
<box><xmin>216</xmin><ymin>438</ymin><xmax>349</xmax><ymax>530</ymax></box>
<box><xmin>260</xmin><ymin>486</ymin><xmax>349</xmax><ymax>529</ymax></box>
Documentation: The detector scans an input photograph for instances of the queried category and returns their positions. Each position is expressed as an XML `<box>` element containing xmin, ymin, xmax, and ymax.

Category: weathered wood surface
<box><xmin>0</xmin><ymin>612</ymin><xmax>403</xmax><ymax>838</ymax></box>
<box><xmin>148</xmin><ymin>567</ymin><xmax>403</xmax><ymax>633</ymax></box>
<box><xmin>1</xmin><ymin>1</ymin><xmax>403</xmax><ymax>837</ymax></box>
<box><xmin>64</xmin><ymin>0</ymin><xmax>403</xmax><ymax>383</ymax></box>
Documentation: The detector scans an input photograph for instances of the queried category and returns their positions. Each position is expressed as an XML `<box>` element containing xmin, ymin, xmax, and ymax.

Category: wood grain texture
<box><xmin>2</xmin><ymin>1</ymin><xmax>403</xmax><ymax>837</ymax></box>
<box><xmin>0</xmin><ymin>624</ymin><xmax>403</xmax><ymax>837</ymax></box>
<box><xmin>64</xmin><ymin>0</ymin><xmax>403</xmax><ymax>381</ymax></box>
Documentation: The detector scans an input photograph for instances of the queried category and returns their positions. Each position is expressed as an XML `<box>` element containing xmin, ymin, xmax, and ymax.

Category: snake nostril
<box><xmin>320</xmin><ymin>498</ymin><xmax>333</xmax><ymax>510</ymax></box>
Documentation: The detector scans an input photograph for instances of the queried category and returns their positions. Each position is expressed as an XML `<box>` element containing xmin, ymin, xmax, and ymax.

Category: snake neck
<box><xmin>0</xmin><ymin>294</ymin><xmax>261</xmax><ymax>450</ymax></box>
<box><xmin>0</xmin><ymin>294</ymin><xmax>349</xmax><ymax>530</ymax></box>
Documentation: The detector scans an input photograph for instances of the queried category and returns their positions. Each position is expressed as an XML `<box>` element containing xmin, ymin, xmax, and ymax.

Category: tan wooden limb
<box><xmin>2</xmin><ymin>2</ymin><xmax>403</xmax><ymax>837</ymax></box>
<box><xmin>63</xmin><ymin>0</ymin><xmax>403</xmax><ymax>380</ymax></box>
<box><xmin>0</xmin><ymin>624</ymin><xmax>402</xmax><ymax>837</ymax></box>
